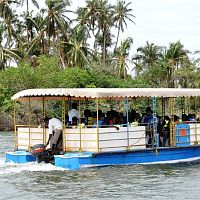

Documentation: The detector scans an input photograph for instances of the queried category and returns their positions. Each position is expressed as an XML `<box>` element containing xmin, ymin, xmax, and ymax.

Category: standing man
<box><xmin>45</xmin><ymin>117</ymin><xmax>63</xmax><ymax>150</ymax></box>
<box><xmin>142</xmin><ymin>107</ymin><xmax>154</xmax><ymax>147</ymax></box>
<box><xmin>68</xmin><ymin>103</ymin><xmax>79</xmax><ymax>125</ymax></box>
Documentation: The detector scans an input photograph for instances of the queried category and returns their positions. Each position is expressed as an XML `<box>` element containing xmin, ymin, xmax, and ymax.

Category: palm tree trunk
<box><xmin>115</xmin><ymin>22</ymin><xmax>120</xmax><ymax>51</ymax></box>
<box><xmin>103</xmin><ymin>27</ymin><xmax>106</xmax><ymax>65</ymax></box>
<box><xmin>26</xmin><ymin>0</ymin><xmax>29</xmax><ymax>14</ymax></box>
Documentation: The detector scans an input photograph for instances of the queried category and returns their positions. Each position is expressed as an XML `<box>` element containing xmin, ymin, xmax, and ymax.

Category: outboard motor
<box><xmin>31</xmin><ymin>144</ymin><xmax>56</xmax><ymax>164</ymax></box>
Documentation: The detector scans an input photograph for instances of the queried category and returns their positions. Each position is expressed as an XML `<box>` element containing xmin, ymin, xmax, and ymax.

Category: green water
<box><xmin>0</xmin><ymin>132</ymin><xmax>200</xmax><ymax>200</ymax></box>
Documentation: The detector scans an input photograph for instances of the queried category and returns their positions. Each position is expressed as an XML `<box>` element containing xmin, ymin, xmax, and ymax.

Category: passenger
<box><xmin>182</xmin><ymin>114</ymin><xmax>188</xmax><ymax>123</ymax></box>
<box><xmin>135</xmin><ymin>112</ymin><xmax>141</xmax><ymax>123</ymax></box>
<box><xmin>65</xmin><ymin>114</ymin><xmax>69</xmax><ymax>126</ymax></box>
<box><xmin>84</xmin><ymin>109</ymin><xmax>92</xmax><ymax>125</ymax></box>
<box><xmin>107</xmin><ymin>109</ymin><xmax>123</xmax><ymax>126</ymax></box>
<box><xmin>68</xmin><ymin>103</ymin><xmax>79</xmax><ymax>124</ymax></box>
<box><xmin>161</xmin><ymin>116</ymin><xmax>170</xmax><ymax>147</ymax></box>
<box><xmin>92</xmin><ymin>110</ymin><xmax>105</xmax><ymax>127</ymax></box>
<box><xmin>129</xmin><ymin>109</ymin><xmax>136</xmax><ymax>123</ymax></box>
<box><xmin>91</xmin><ymin>111</ymin><xmax>97</xmax><ymax>125</ymax></box>
<box><xmin>188</xmin><ymin>113</ymin><xmax>196</xmax><ymax>122</ymax></box>
<box><xmin>45</xmin><ymin>117</ymin><xmax>63</xmax><ymax>151</ymax></box>
<box><xmin>72</xmin><ymin>116</ymin><xmax>78</xmax><ymax>126</ymax></box>
<box><xmin>92</xmin><ymin>110</ymin><xmax>119</xmax><ymax>130</ymax></box>
<box><xmin>157</xmin><ymin>115</ymin><xmax>162</xmax><ymax>142</ymax></box>
<box><xmin>106</xmin><ymin>110</ymin><xmax>113</xmax><ymax>125</ymax></box>
<box><xmin>172</xmin><ymin>115</ymin><xmax>180</xmax><ymax>123</ymax></box>
<box><xmin>142</xmin><ymin>107</ymin><xmax>154</xmax><ymax>147</ymax></box>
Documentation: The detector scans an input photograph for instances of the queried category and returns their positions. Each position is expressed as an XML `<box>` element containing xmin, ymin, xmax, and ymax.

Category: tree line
<box><xmin>0</xmin><ymin>0</ymin><xmax>200</xmax><ymax>130</ymax></box>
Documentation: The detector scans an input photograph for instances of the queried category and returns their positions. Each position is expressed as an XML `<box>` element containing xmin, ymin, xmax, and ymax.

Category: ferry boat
<box><xmin>5</xmin><ymin>88</ymin><xmax>200</xmax><ymax>170</ymax></box>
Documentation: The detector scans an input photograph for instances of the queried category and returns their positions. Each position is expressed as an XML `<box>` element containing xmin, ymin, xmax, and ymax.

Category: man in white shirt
<box><xmin>68</xmin><ymin>103</ymin><xmax>79</xmax><ymax>124</ymax></box>
<box><xmin>45</xmin><ymin>117</ymin><xmax>63</xmax><ymax>150</ymax></box>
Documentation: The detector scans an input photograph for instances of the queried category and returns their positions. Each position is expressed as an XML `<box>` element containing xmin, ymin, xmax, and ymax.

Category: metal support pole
<box><xmin>194</xmin><ymin>97</ymin><xmax>198</xmax><ymax>145</ymax></box>
<box><xmin>79</xmin><ymin>99</ymin><xmax>82</xmax><ymax>152</ymax></box>
<box><xmin>181</xmin><ymin>97</ymin><xmax>185</xmax><ymax>116</ymax></box>
<box><xmin>42</xmin><ymin>97</ymin><xmax>46</xmax><ymax>145</ymax></box>
<box><xmin>170</xmin><ymin>97</ymin><xmax>175</xmax><ymax>146</ymax></box>
<box><xmin>126</xmin><ymin>97</ymin><xmax>130</xmax><ymax>149</ymax></box>
<box><xmin>187</xmin><ymin>97</ymin><xmax>190</xmax><ymax>114</ymax></box>
<box><xmin>152</xmin><ymin>97</ymin><xmax>158</xmax><ymax>147</ymax></box>
<box><xmin>28</xmin><ymin>97</ymin><xmax>31</xmax><ymax>151</ymax></box>
<box><xmin>14</xmin><ymin>100</ymin><xmax>17</xmax><ymax>151</ymax></box>
<box><xmin>96</xmin><ymin>98</ymin><xmax>99</xmax><ymax>152</ymax></box>
<box><xmin>162</xmin><ymin>97</ymin><xmax>165</xmax><ymax>119</ymax></box>
<box><xmin>62</xmin><ymin>97</ymin><xmax>66</xmax><ymax>151</ymax></box>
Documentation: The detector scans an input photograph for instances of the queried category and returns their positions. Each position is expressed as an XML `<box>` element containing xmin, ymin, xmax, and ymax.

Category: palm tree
<box><xmin>114</xmin><ymin>37</ymin><xmax>133</xmax><ymax>78</ymax></box>
<box><xmin>77</xmin><ymin>0</ymin><xmax>99</xmax><ymax>33</ymax></box>
<box><xmin>166</xmin><ymin>41</ymin><xmax>190</xmax><ymax>87</ymax></box>
<box><xmin>19</xmin><ymin>0</ymin><xmax>39</xmax><ymax>43</ymax></box>
<box><xmin>96</xmin><ymin>0</ymin><xmax>114</xmax><ymax>64</ymax></box>
<box><xmin>136</xmin><ymin>41</ymin><xmax>162</xmax><ymax>69</ymax></box>
<box><xmin>61</xmin><ymin>24</ymin><xmax>94</xmax><ymax>68</ymax></box>
<box><xmin>166</xmin><ymin>41</ymin><xmax>190</xmax><ymax>69</ymax></box>
<box><xmin>0</xmin><ymin>45</ymin><xmax>21</xmax><ymax>69</ymax></box>
<box><xmin>113</xmin><ymin>0</ymin><xmax>135</xmax><ymax>50</ymax></box>
<box><xmin>43</xmin><ymin>0</ymin><xmax>72</xmax><ymax>52</ymax></box>
<box><xmin>23</xmin><ymin>14</ymin><xmax>47</xmax><ymax>57</ymax></box>
<box><xmin>0</xmin><ymin>23</ymin><xmax>21</xmax><ymax>69</ymax></box>
<box><xmin>0</xmin><ymin>0</ymin><xmax>19</xmax><ymax>48</ymax></box>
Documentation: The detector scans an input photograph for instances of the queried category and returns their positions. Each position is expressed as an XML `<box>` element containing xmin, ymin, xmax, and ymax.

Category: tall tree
<box><xmin>115</xmin><ymin>37</ymin><xmax>133</xmax><ymax>78</ymax></box>
<box><xmin>0</xmin><ymin>0</ymin><xmax>19</xmax><ymax>48</ymax></box>
<box><xmin>135</xmin><ymin>41</ymin><xmax>162</xmax><ymax>70</ymax></box>
<box><xmin>19</xmin><ymin>0</ymin><xmax>39</xmax><ymax>43</ymax></box>
<box><xmin>113</xmin><ymin>0</ymin><xmax>135</xmax><ymax>50</ymax></box>
<box><xmin>166</xmin><ymin>41</ymin><xmax>190</xmax><ymax>87</ymax></box>
<box><xmin>96</xmin><ymin>0</ymin><xmax>114</xmax><ymax>64</ymax></box>
<box><xmin>62</xmin><ymin>25</ymin><xmax>94</xmax><ymax>68</ymax></box>
<box><xmin>44</xmin><ymin>0</ymin><xmax>72</xmax><ymax>52</ymax></box>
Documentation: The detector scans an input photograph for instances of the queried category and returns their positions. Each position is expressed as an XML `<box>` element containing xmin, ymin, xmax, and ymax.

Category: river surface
<box><xmin>0</xmin><ymin>131</ymin><xmax>200</xmax><ymax>200</ymax></box>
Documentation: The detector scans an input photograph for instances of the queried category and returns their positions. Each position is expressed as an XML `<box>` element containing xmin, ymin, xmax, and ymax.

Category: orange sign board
<box><xmin>180</xmin><ymin>129</ymin><xmax>187</xmax><ymax>137</ymax></box>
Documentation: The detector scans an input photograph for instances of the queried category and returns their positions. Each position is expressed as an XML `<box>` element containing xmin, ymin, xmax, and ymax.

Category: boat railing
<box><xmin>63</xmin><ymin>124</ymin><xmax>146</xmax><ymax>152</ymax></box>
<box><xmin>14</xmin><ymin>124</ymin><xmax>47</xmax><ymax>151</ymax></box>
<box><xmin>14</xmin><ymin>121</ymin><xmax>200</xmax><ymax>152</ymax></box>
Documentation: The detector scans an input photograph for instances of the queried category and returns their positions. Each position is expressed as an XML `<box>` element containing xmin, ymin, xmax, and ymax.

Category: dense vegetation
<box><xmin>0</xmin><ymin>0</ymin><xmax>199</xmax><ymax>130</ymax></box>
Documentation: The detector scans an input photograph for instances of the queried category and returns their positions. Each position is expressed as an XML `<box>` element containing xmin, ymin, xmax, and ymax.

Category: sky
<box><xmin>37</xmin><ymin>0</ymin><xmax>200</xmax><ymax>54</ymax></box>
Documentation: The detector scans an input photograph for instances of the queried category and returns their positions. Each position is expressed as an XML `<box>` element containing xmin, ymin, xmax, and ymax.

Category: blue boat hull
<box><xmin>54</xmin><ymin>146</ymin><xmax>200</xmax><ymax>170</ymax></box>
<box><xmin>6</xmin><ymin>146</ymin><xmax>200</xmax><ymax>170</ymax></box>
<box><xmin>91</xmin><ymin>146</ymin><xmax>200</xmax><ymax>166</ymax></box>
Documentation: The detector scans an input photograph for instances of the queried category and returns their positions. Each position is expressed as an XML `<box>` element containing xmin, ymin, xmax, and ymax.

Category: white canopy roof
<box><xmin>12</xmin><ymin>88</ymin><xmax>200</xmax><ymax>101</ymax></box>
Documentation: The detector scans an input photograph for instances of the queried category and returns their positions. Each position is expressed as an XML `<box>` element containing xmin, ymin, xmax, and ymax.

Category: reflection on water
<box><xmin>0</xmin><ymin>132</ymin><xmax>200</xmax><ymax>200</ymax></box>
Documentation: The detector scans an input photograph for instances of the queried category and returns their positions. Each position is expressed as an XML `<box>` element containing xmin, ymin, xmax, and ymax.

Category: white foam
<box><xmin>0</xmin><ymin>157</ymin><xmax>65</xmax><ymax>175</ymax></box>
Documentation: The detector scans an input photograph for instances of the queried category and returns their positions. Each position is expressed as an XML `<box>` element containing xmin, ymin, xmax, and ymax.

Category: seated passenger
<box><xmin>107</xmin><ymin>109</ymin><xmax>123</xmax><ymax>126</ymax></box>
<box><xmin>72</xmin><ymin>116</ymin><xmax>78</xmax><ymax>126</ymax></box>
<box><xmin>173</xmin><ymin>115</ymin><xmax>180</xmax><ymax>123</ymax></box>
<box><xmin>129</xmin><ymin>109</ymin><xmax>136</xmax><ymax>123</ymax></box>
<box><xmin>182</xmin><ymin>114</ymin><xmax>189</xmax><ymax>123</ymax></box>
<box><xmin>68</xmin><ymin>103</ymin><xmax>79</xmax><ymax>124</ymax></box>
<box><xmin>188</xmin><ymin>113</ymin><xmax>196</xmax><ymax>122</ymax></box>
<box><xmin>92</xmin><ymin>110</ymin><xmax>105</xmax><ymax>128</ymax></box>
<box><xmin>84</xmin><ymin>109</ymin><xmax>92</xmax><ymax>125</ymax></box>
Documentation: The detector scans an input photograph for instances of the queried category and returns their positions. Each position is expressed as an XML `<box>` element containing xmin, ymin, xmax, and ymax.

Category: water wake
<box><xmin>0</xmin><ymin>156</ymin><xmax>65</xmax><ymax>175</ymax></box>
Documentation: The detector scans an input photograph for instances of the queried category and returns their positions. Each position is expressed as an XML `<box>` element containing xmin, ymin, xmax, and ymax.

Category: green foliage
<box><xmin>0</xmin><ymin>84</ymin><xmax>13</xmax><ymax>112</ymax></box>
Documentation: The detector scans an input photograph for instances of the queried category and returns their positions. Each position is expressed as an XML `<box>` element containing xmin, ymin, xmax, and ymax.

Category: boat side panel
<box><xmin>90</xmin><ymin>146</ymin><xmax>200</xmax><ymax>165</ymax></box>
